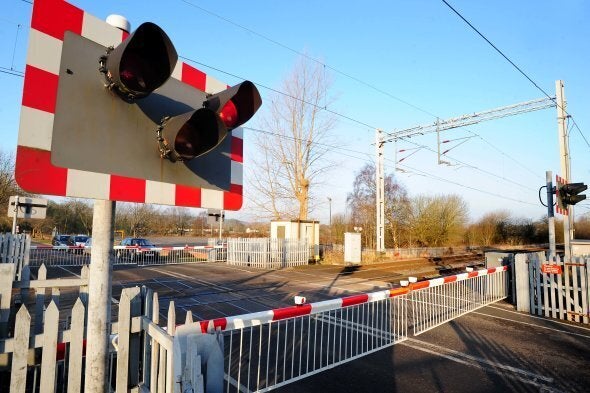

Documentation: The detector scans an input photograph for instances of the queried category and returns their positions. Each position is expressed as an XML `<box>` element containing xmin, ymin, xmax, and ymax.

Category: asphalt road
<box><xmin>42</xmin><ymin>262</ymin><xmax>590</xmax><ymax>392</ymax></box>
<box><xmin>275</xmin><ymin>301</ymin><xmax>590</xmax><ymax>393</ymax></box>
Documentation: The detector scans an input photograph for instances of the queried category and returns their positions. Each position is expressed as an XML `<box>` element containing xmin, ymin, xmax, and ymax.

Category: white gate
<box><xmin>519</xmin><ymin>253</ymin><xmax>590</xmax><ymax>324</ymax></box>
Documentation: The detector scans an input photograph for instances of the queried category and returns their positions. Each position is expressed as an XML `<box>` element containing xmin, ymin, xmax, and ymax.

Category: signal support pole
<box><xmin>376</xmin><ymin>129</ymin><xmax>385</xmax><ymax>254</ymax></box>
<box><xmin>546</xmin><ymin>171</ymin><xmax>556</xmax><ymax>258</ymax></box>
<box><xmin>85</xmin><ymin>200</ymin><xmax>115</xmax><ymax>393</ymax></box>
<box><xmin>556</xmin><ymin>80</ymin><xmax>572</xmax><ymax>261</ymax></box>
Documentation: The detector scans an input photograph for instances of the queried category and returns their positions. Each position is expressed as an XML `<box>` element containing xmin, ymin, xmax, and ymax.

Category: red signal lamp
<box><xmin>219</xmin><ymin>100</ymin><xmax>238</xmax><ymax>128</ymax></box>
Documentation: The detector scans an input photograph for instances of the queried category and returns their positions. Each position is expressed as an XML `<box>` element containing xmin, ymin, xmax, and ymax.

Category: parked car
<box><xmin>67</xmin><ymin>235</ymin><xmax>89</xmax><ymax>254</ymax></box>
<box><xmin>117</xmin><ymin>238</ymin><xmax>159</xmax><ymax>261</ymax></box>
<box><xmin>52</xmin><ymin>234</ymin><xmax>71</xmax><ymax>247</ymax></box>
<box><xmin>83</xmin><ymin>237</ymin><xmax>92</xmax><ymax>255</ymax></box>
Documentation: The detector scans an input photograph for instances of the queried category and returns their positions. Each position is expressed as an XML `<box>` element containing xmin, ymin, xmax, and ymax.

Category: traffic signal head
<box><xmin>203</xmin><ymin>81</ymin><xmax>262</xmax><ymax>129</ymax></box>
<box><xmin>101</xmin><ymin>22</ymin><xmax>178</xmax><ymax>100</ymax></box>
<box><xmin>157</xmin><ymin>81</ymin><xmax>262</xmax><ymax>162</ymax></box>
<box><xmin>559</xmin><ymin>182</ymin><xmax>587</xmax><ymax>207</ymax></box>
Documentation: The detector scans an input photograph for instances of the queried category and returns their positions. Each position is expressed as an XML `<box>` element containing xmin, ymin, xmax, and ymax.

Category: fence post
<box><xmin>167</xmin><ymin>301</ymin><xmax>176</xmax><ymax>393</ymax></box>
<box><xmin>116</xmin><ymin>286</ymin><xmax>141</xmax><ymax>392</ymax></box>
<box><xmin>10</xmin><ymin>305</ymin><xmax>30</xmax><ymax>393</ymax></box>
<box><xmin>35</xmin><ymin>264</ymin><xmax>47</xmax><ymax>335</ymax></box>
<box><xmin>0</xmin><ymin>263</ymin><xmax>15</xmax><ymax>337</ymax></box>
<box><xmin>68</xmin><ymin>299</ymin><xmax>86</xmax><ymax>393</ymax></box>
<box><xmin>513</xmin><ymin>254</ymin><xmax>530</xmax><ymax>313</ymax></box>
<box><xmin>39</xmin><ymin>301</ymin><xmax>59</xmax><ymax>393</ymax></box>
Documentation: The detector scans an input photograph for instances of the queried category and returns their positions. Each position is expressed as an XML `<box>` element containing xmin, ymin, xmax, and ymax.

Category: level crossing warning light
<box><xmin>157</xmin><ymin>81</ymin><xmax>261</xmax><ymax>162</ymax></box>
<box><xmin>100</xmin><ymin>22</ymin><xmax>178</xmax><ymax>100</ymax></box>
<box><xmin>16</xmin><ymin>0</ymin><xmax>262</xmax><ymax>210</ymax></box>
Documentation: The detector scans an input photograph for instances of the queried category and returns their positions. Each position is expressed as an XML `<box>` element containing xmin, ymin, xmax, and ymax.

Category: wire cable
<box><xmin>179</xmin><ymin>55</ymin><xmax>379</xmax><ymax>130</ymax></box>
<box><xmin>179</xmin><ymin>0</ymin><xmax>438</xmax><ymax>119</ymax></box>
<box><xmin>0</xmin><ymin>66</ymin><xmax>24</xmax><ymax>77</ymax></box>
<box><xmin>441</xmin><ymin>0</ymin><xmax>590</xmax><ymax>150</ymax></box>
<box><xmin>397</xmin><ymin>162</ymin><xmax>538</xmax><ymax>207</ymax></box>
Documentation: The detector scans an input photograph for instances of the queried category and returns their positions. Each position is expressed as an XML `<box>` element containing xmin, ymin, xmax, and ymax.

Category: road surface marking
<box><xmin>474</xmin><ymin>310</ymin><xmax>590</xmax><ymax>340</ymax></box>
<box><xmin>402</xmin><ymin>338</ymin><xmax>558</xmax><ymax>390</ymax></box>
<box><xmin>484</xmin><ymin>304</ymin><xmax>590</xmax><ymax>333</ymax></box>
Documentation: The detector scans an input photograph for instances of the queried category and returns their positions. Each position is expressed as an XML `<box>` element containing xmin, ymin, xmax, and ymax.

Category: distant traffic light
<box><xmin>157</xmin><ymin>81</ymin><xmax>261</xmax><ymax>162</ymax></box>
<box><xmin>558</xmin><ymin>182</ymin><xmax>587</xmax><ymax>208</ymax></box>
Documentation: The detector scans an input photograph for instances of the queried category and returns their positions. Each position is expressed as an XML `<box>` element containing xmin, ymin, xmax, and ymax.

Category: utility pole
<box><xmin>376</xmin><ymin>129</ymin><xmax>385</xmax><ymax>253</ymax></box>
<box><xmin>327</xmin><ymin>197</ymin><xmax>332</xmax><ymax>245</ymax></box>
<box><xmin>556</xmin><ymin>80</ymin><xmax>572</xmax><ymax>261</ymax></box>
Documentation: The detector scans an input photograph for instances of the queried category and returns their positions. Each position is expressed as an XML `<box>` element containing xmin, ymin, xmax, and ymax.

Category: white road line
<box><xmin>57</xmin><ymin>265</ymin><xmax>120</xmax><ymax>304</ymax></box>
<box><xmin>402</xmin><ymin>338</ymin><xmax>560</xmax><ymax>391</ymax></box>
<box><xmin>146</xmin><ymin>266</ymin><xmax>234</xmax><ymax>291</ymax></box>
<box><xmin>473</xmin><ymin>310</ymin><xmax>590</xmax><ymax>340</ymax></box>
<box><xmin>484</xmin><ymin>304</ymin><xmax>590</xmax><ymax>333</ymax></box>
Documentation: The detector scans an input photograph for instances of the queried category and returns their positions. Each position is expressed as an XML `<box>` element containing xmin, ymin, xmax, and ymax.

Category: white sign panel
<box><xmin>8</xmin><ymin>196</ymin><xmax>48</xmax><ymax>219</ymax></box>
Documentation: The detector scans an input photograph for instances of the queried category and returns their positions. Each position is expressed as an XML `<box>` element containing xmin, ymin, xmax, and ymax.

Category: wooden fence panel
<box><xmin>67</xmin><ymin>299</ymin><xmax>85</xmax><ymax>393</ymax></box>
<box><xmin>116</xmin><ymin>286</ymin><xmax>141</xmax><ymax>392</ymax></box>
<box><xmin>526</xmin><ymin>253</ymin><xmax>590</xmax><ymax>324</ymax></box>
<box><xmin>40</xmin><ymin>301</ymin><xmax>59</xmax><ymax>393</ymax></box>
<box><xmin>0</xmin><ymin>263</ymin><xmax>15</xmax><ymax>336</ymax></box>
<box><xmin>10</xmin><ymin>305</ymin><xmax>30</xmax><ymax>393</ymax></box>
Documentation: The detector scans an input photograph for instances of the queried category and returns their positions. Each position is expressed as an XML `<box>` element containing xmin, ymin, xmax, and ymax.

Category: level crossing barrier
<box><xmin>406</xmin><ymin>266</ymin><xmax>508</xmax><ymax>335</ymax></box>
<box><xmin>175</xmin><ymin>265</ymin><xmax>508</xmax><ymax>392</ymax></box>
<box><xmin>179</xmin><ymin>287</ymin><xmax>409</xmax><ymax>392</ymax></box>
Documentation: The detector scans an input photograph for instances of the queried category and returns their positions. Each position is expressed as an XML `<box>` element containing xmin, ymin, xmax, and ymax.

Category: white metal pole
<box><xmin>85</xmin><ymin>200</ymin><xmax>115</xmax><ymax>393</ymax></box>
<box><xmin>11</xmin><ymin>195</ymin><xmax>18</xmax><ymax>234</ymax></box>
<box><xmin>376</xmin><ymin>129</ymin><xmax>385</xmax><ymax>253</ymax></box>
<box><xmin>219</xmin><ymin>210</ymin><xmax>223</xmax><ymax>240</ymax></box>
<box><xmin>556</xmin><ymin>80</ymin><xmax>571</xmax><ymax>261</ymax></box>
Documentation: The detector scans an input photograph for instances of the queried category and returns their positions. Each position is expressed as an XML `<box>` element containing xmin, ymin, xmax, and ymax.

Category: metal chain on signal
<box><xmin>98</xmin><ymin>46</ymin><xmax>137</xmax><ymax>102</ymax></box>
<box><xmin>156</xmin><ymin>116</ymin><xmax>182</xmax><ymax>163</ymax></box>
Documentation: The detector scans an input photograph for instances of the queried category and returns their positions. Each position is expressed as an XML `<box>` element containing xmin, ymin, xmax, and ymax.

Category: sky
<box><xmin>1</xmin><ymin>0</ymin><xmax>589</xmax><ymax>225</ymax></box>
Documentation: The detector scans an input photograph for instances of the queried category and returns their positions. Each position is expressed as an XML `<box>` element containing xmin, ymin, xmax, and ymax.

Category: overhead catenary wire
<box><xmin>178</xmin><ymin>0</ymin><xmax>439</xmax><ymax>119</ymax></box>
<box><xmin>180</xmin><ymin>55</ymin><xmax>378</xmax><ymax>131</ymax></box>
<box><xmin>396</xmin><ymin>136</ymin><xmax>537</xmax><ymax>192</ymax></box>
<box><xmin>0</xmin><ymin>66</ymin><xmax>24</xmax><ymax>77</ymax></box>
<box><xmin>178</xmin><ymin>0</ymin><xmax>544</xmax><ymax>181</ymax></box>
<box><xmin>441</xmin><ymin>0</ymin><xmax>590</xmax><ymax>150</ymax></box>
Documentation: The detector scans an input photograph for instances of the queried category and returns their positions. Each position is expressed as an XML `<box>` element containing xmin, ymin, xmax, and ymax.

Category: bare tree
<box><xmin>347</xmin><ymin>164</ymin><xmax>409</xmax><ymax>248</ymax></box>
<box><xmin>468</xmin><ymin>210</ymin><xmax>510</xmax><ymax>246</ymax></box>
<box><xmin>248</xmin><ymin>56</ymin><xmax>336</xmax><ymax>220</ymax></box>
<box><xmin>116</xmin><ymin>203</ymin><xmax>159</xmax><ymax>237</ymax></box>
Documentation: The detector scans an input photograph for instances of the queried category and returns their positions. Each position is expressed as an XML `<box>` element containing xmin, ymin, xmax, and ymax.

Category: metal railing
<box><xmin>227</xmin><ymin>238</ymin><xmax>310</xmax><ymax>269</ymax></box>
<box><xmin>177</xmin><ymin>266</ymin><xmax>508</xmax><ymax>392</ymax></box>
<box><xmin>407</xmin><ymin>267</ymin><xmax>508</xmax><ymax>335</ymax></box>
<box><xmin>27</xmin><ymin>244</ymin><xmax>227</xmax><ymax>267</ymax></box>
<box><xmin>181</xmin><ymin>288</ymin><xmax>409</xmax><ymax>392</ymax></box>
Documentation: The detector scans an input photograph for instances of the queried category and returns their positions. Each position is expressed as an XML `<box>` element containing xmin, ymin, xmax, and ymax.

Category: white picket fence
<box><xmin>0</xmin><ymin>233</ymin><xmax>30</xmax><ymax>279</ymax></box>
<box><xmin>226</xmin><ymin>238</ymin><xmax>310</xmax><ymax>269</ymax></box>
<box><xmin>516</xmin><ymin>253</ymin><xmax>590</xmax><ymax>324</ymax></box>
<box><xmin>0</xmin><ymin>262</ymin><xmax>177</xmax><ymax>393</ymax></box>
